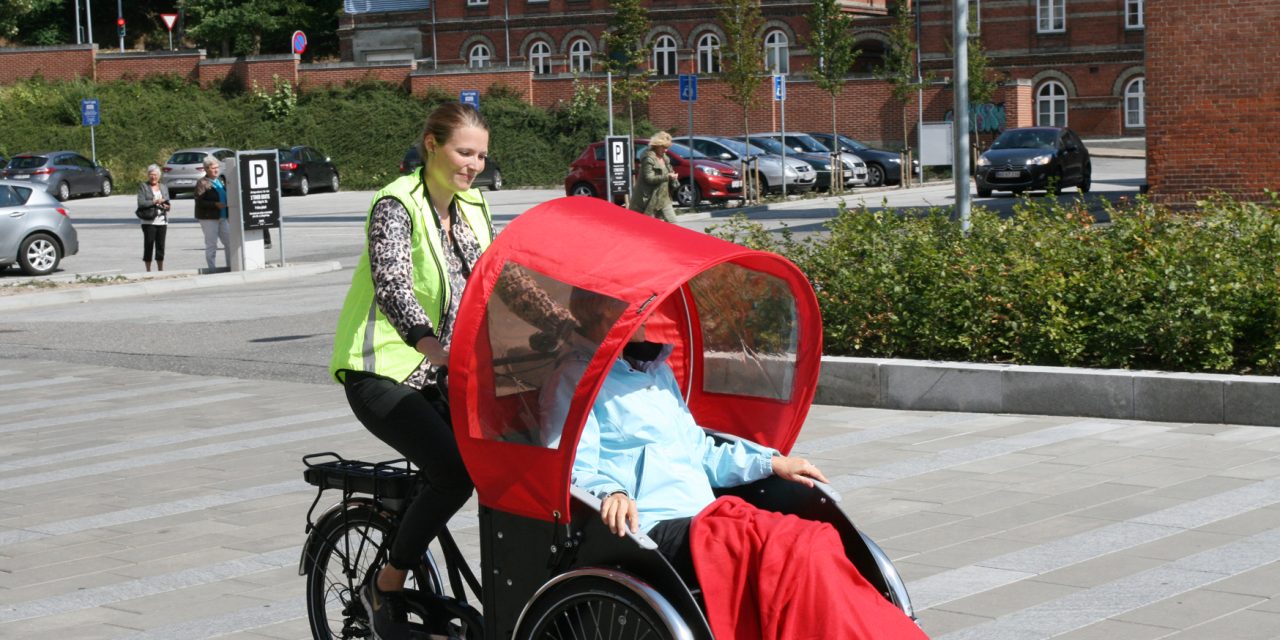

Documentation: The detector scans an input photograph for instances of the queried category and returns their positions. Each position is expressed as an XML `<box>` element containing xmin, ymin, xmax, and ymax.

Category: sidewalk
<box><xmin>1</xmin><ymin>357</ymin><xmax>1277</xmax><ymax>638</ymax></box>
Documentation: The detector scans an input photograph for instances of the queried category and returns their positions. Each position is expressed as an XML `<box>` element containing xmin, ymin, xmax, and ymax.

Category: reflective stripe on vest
<box><xmin>329</xmin><ymin>169</ymin><xmax>494</xmax><ymax>383</ymax></box>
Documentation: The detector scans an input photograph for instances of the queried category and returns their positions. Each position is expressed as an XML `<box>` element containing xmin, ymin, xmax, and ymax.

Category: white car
<box><xmin>676</xmin><ymin>136</ymin><xmax>816</xmax><ymax>196</ymax></box>
<box><xmin>161</xmin><ymin>147</ymin><xmax>235</xmax><ymax>197</ymax></box>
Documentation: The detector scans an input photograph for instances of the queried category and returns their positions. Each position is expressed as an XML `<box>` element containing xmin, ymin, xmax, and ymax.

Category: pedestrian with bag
<box><xmin>193</xmin><ymin>156</ymin><xmax>229</xmax><ymax>271</ymax></box>
<box><xmin>135</xmin><ymin>164</ymin><xmax>171</xmax><ymax>272</ymax></box>
<box><xmin>629</xmin><ymin>131</ymin><xmax>679</xmax><ymax>223</ymax></box>
<box><xmin>329</xmin><ymin>101</ymin><xmax>574</xmax><ymax>640</ymax></box>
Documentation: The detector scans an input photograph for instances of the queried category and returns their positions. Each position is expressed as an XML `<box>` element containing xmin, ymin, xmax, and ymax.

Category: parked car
<box><xmin>975</xmin><ymin>126</ymin><xmax>1091</xmax><ymax>197</ymax></box>
<box><xmin>0</xmin><ymin>154</ymin><xmax>8</xmax><ymax>170</ymax></box>
<box><xmin>676</xmin><ymin>136</ymin><xmax>815</xmax><ymax>196</ymax></box>
<box><xmin>0</xmin><ymin>151</ymin><xmax>113</xmax><ymax>201</ymax></box>
<box><xmin>807</xmin><ymin>133</ymin><xmax>917</xmax><ymax>187</ymax></box>
<box><xmin>0</xmin><ymin>179</ymin><xmax>78</xmax><ymax>275</ymax></box>
<box><xmin>161</xmin><ymin>147</ymin><xmax>236</xmax><ymax>197</ymax></box>
<box><xmin>564</xmin><ymin>139</ymin><xmax>741</xmax><ymax>207</ymax></box>
<box><xmin>741</xmin><ymin>133</ymin><xmax>868</xmax><ymax>191</ymax></box>
<box><xmin>399</xmin><ymin>146</ymin><xmax>504</xmax><ymax>191</ymax></box>
<box><xmin>278</xmin><ymin>146</ymin><xmax>340</xmax><ymax>196</ymax></box>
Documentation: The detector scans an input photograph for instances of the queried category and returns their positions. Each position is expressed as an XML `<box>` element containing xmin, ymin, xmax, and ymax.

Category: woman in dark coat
<box><xmin>136</xmin><ymin>164</ymin><xmax>171</xmax><ymax>271</ymax></box>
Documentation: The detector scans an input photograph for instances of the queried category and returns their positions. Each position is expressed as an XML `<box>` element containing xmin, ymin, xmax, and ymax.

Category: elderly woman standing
<box><xmin>193</xmin><ymin>156</ymin><xmax>229</xmax><ymax>271</ymax></box>
<box><xmin>629</xmin><ymin>131</ymin><xmax>680</xmax><ymax>223</ymax></box>
<box><xmin>135</xmin><ymin>164</ymin><xmax>171</xmax><ymax>272</ymax></box>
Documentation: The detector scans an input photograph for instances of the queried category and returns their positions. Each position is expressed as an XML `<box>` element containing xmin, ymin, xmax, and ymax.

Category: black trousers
<box><xmin>649</xmin><ymin>516</ymin><xmax>698</xmax><ymax>588</ymax></box>
<box><xmin>343</xmin><ymin>371</ymin><xmax>474</xmax><ymax>570</ymax></box>
<box><xmin>141</xmin><ymin>224</ymin><xmax>167</xmax><ymax>262</ymax></box>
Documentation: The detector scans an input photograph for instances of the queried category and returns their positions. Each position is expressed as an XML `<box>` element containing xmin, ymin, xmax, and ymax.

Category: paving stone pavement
<box><xmin>1</xmin><ymin>359</ymin><xmax>1278</xmax><ymax>639</ymax></box>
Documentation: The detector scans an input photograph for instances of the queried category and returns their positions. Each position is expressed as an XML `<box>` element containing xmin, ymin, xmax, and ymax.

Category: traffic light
<box><xmin>117</xmin><ymin>17</ymin><xmax>126</xmax><ymax>39</ymax></box>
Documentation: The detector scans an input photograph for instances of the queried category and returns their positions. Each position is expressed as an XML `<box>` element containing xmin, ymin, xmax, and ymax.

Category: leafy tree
<box><xmin>599</xmin><ymin>0</ymin><xmax>653</xmax><ymax>137</ymax></box>
<box><xmin>876</xmin><ymin>1</ymin><xmax>931</xmax><ymax>157</ymax></box>
<box><xmin>718</xmin><ymin>0</ymin><xmax>766</xmax><ymax>202</ymax></box>
<box><xmin>182</xmin><ymin>0</ymin><xmax>340</xmax><ymax>59</ymax></box>
<box><xmin>0</xmin><ymin>0</ymin><xmax>67</xmax><ymax>45</ymax></box>
<box><xmin>805</xmin><ymin>0</ymin><xmax>859</xmax><ymax>193</ymax></box>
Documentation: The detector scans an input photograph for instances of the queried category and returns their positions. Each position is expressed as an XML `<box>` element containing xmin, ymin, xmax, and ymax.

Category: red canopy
<box><xmin>449</xmin><ymin>196</ymin><xmax>822</xmax><ymax>523</ymax></box>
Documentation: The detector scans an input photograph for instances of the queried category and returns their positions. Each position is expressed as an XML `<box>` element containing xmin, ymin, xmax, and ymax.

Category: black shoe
<box><xmin>265</xmin><ymin>242</ymin><xmax>273</xmax><ymax>249</ymax></box>
<box><xmin>361</xmin><ymin>581</ymin><xmax>413</xmax><ymax>640</ymax></box>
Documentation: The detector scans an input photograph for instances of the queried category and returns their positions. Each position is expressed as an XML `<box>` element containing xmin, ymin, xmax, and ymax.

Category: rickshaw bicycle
<box><xmin>300</xmin><ymin>196</ymin><xmax>918</xmax><ymax>639</ymax></box>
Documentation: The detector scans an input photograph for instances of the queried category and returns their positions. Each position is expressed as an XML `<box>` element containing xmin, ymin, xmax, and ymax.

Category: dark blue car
<box><xmin>975</xmin><ymin>127</ymin><xmax>1091</xmax><ymax>197</ymax></box>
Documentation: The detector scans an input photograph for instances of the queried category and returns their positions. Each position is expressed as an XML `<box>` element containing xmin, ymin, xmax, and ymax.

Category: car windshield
<box><xmin>743</xmin><ymin>137</ymin><xmax>786</xmax><ymax>155</ymax></box>
<box><xmin>714</xmin><ymin>138</ymin><xmax>762</xmax><ymax>157</ymax></box>
<box><xmin>278</xmin><ymin>149</ymin><xmax>298</xmax><ymax>162</ymax></box>
<box><xmin>788</xmin><ymin>134</ymin><xmax>830</xmax><ymax>153</ymax></box>
<box><xmin>8</xmin><ymin>156</ymin><xmax>48</xmax><ymax>169</ymax></box>
<box><xmin>666</xmin><ymin>142</ymin><xmax>707</xmax><ymax>159</ymax></box>
<box><xmin>991</xmin><ymin>129</ymin><xmax>1059</xmax><ymax>150</ymax></box>
<box><xmin>168</xmin><ymin>152</ymin><xmax>208</xmax><ymax>165</ymax></box>
<box><xmin>837</xmin><ymin>135</ymin><xmax>870</xmax><ymax>151</ymax></box>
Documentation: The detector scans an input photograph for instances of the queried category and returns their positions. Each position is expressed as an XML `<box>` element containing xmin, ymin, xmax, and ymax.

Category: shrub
<box><xmin>710</xmin><ymin>193</ymin><xmax>1280</xmax><ymax>375</ymax></box>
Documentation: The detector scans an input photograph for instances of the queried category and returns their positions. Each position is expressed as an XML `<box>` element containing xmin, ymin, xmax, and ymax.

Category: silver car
<box><xmin>753</xmin><ymin>132</ymin><xmax>870</xmax><ymax>188</ymax></box>
<box><xmin>0</xmin><ymin>151</ymin><xmax>114</xmax><ymax>201</ymax></box>
<box><xmin>162</xmin><ymin>147</ymin><xmax>236</xmax><ymax>196</ymax></box>
<box><xmin>0</xmin><ymin>179</ymin><xmax>79</xmax><ymax>275</ymax></box>
<box><xmin>677</xmin><ymin>136</ymin><xmax>816</xmax><ymax>195</ymax></box>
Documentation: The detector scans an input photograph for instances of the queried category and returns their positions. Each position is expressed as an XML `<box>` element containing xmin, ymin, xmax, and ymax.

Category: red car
<box><xmin>564</xmin><ymin>139</ymin><xmax>742</xmax><ymax>207</ymax></box>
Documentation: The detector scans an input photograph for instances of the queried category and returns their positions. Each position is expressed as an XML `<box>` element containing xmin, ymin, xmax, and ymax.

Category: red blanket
<box><xmin>691</xmin><ymin>496</ymin><xmax>928</xmax><ymax>640</ymax></box>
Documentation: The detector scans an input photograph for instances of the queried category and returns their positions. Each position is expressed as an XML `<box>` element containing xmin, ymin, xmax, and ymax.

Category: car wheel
<box><xmin>18</xmin><ymin>233</ymin><xmax>61</xmax><ymax>276</ymax></box>
<box><xmin>675</xmin><ymin>180</ymin><xmax>699</xmax><ymax>208</ymax></box>
<box><xmin>56</xmin><ymin>181</ymin><xmax>71</xmax><ymax>201</ymax></box>
<box><xmin>99</xmin><ymin>177</ymin><xmax>113</xmax><ymax>197</ymax></box>
<box><xmin>330</xmin><ymin>173</ymin><xmax>340</xmax><ymax>192</ymax></box>
<box><xmin>569</xmin><ymin>182</ymin><xmax>597</xmax><ymax>198</ymax></box>
<box><xmin>757</xmin><ymin>174</ymin><xmax>771</xmax><ymax>196</ymax></box>
<box><xmin>1079</xmin><ymin>166</ymin><xmax>1092</xmax><ymax>194</ymax></box>
<box><xmin>866</xmin><ymin>164</ymin><xmax>886</xmax><ymax>187</ymax></box>
<box><xmin>977</xmin><ymin>187</ymin><xmax>992</xmax><ymax>198</ymax></box>
<box><xmin>488</xmin><ymin>170</ymin><xmax>503</xmax><ymax>191</ymax></box>
<box><xmin>298</xmin><ymin>176</ymin><xmax>310</xmax><ymax>196</ymax></box>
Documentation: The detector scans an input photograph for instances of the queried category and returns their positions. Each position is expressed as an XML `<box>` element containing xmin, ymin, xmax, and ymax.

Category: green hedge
<box><xmin>711</xmin><ymin>194</ymin><xmax>1280</xmax><ymax>375</ymax></box>
<box><xmin>0</xmin><ymin>76</ymin><xmax>610</xmax><ymax>190</ymax></box>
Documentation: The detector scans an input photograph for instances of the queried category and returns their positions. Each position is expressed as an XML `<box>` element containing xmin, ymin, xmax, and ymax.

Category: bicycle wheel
<box><xmin>517</xmin><ymin>576</ymin><xmax>675</xmax><ymax>640</ymax></box>
<box><xmin>306</xmin><ymin>506</ymin><xmax>394</xmax><ymax>639</ymax></box>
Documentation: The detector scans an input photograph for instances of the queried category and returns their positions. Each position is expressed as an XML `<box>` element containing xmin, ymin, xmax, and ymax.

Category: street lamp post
<box><xmin>86</xmin><ymin>0</ymin><xmax>94</xmax><ymax>45</ymax></box>
<box><xmin>953</xmin><ymin>0</ymin><xmax>971</xmax><ymax>232</ymax></box>
<box><xmin>117</xmin><ymin>0</ymin><xmax>124</xmax><ymax>52</ymax></box>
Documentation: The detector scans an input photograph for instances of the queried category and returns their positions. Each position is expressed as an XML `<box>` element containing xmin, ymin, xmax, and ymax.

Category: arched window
<box><xmin>764</xmin><ymin>30</ymin><xmax>789</xmax><ymax>75</ymax></box>
<box><xmin>468</xmin><ymin>43</ymin><xmax>491</xmax><ymax>69</ymax></box>
<box><xmin>1124</xmin><ymin>77</ymin><xmax>1145</xmax><ymax>128</ymax></box>
<box><xmin>569</xmin><ymin>39</ymin><xmax>592</xmax><ymax>73</ymax></box>
<box><xmin>652</xmin><ymin>35</ymin><xmax>677</xmax><ymax>77</ymax></box>
<box><xmin>529</xmin><ymin>41</ymin><xmax>551</xmax><ymax>75</ymax></box>
<box><xmin>1036</xmin><ymin>81</ymin><xmax>1068</xmax><ymax>127</ymax></box>
<box><xmin>696</xmin><ymin>33</ymin><xmax>721</xmax><ymax>74</ymax></box>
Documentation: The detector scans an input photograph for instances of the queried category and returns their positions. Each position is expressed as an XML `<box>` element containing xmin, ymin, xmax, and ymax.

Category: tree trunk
<box><xmin>830</xmin><ymin>95</ymin><xmax>841</xmax><ymax>194</ymax></box>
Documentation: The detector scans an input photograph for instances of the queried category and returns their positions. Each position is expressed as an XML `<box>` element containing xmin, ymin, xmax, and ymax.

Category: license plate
<box><xmin>172</xmin><ymin>179</ymin><xmax>195</xmax><ymax>186</ymax></box>
<box><xmin>11</xmin><ymin>175</ymin><xmax>30</xmax><ymax>180</ymax></box>
<box><xmin>730</xmin><ymin>180</ymin><xmax>741</xmax><ymax>189</ymax></box>
<box><xmin>995</xmin><ymin>170</ymin><xmax>1021</xmax><ymax>178</ymax></box>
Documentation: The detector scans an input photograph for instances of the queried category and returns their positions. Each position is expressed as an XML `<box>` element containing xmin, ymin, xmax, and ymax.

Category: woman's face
<box><xmin>206</xmin><ymin>163</ymin><xmax>220</xmax><ymax>178</ymax></box>
<box><xmin>148</xmin><ymin>170</ymin><xmax>161</xmax><ymax>184</ymax></box>
<box><xmin>425</xmin><ymin>125</ymin><xmax>489</xmax><ymax>194</ymax></box>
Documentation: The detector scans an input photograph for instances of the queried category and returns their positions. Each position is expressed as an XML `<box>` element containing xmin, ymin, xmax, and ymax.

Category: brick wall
<box><xmin>409</xmin><ymin>68</ymin><xmax>534</xmax><ymax>102</ymax></box>
<box><xmin>0</xmin><ymin>45</ymin><xmax>95</xmax><ymax>83</ymax></box>
<box><xmin>97</xmin><ymin>51</ymin><xmax>204</xmax><ymax>82</ymax></box>
<box><xmin>1147</xmin><ymin>0</ymin><xmax>1280</xmax><ymax>204</ymax></box>
<box><xmin>298</xmin><ymin>62</ymin><xmax>416</xmax><ymax>90</ymax></box>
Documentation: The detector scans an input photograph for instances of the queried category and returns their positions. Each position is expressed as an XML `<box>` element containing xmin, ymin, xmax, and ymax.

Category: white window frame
<box><xmin>1037</xmin><ymin>0</ymin><xmax>1065</xmax><ymax>33</ymax></box>
<box><xmin>653</xmin><ymin>35</ymin><xmax>677</xmax><ymax>77</ymax></box>
<box><xmin>1125</xmin><ymin>0</ymin><xmax>1144</xmax><ymax>29</ymax></box>
<box><xmin>466</xmin><ymin>0</ymin><xmax>488</xmax><ymax>6</ymax></box>
<box><xmin>696</xmin><ymin>33</ymin><xmax>721</xmax><ymax>74</ymax></box>
<box><xmin>764</xmin><ymin>30</ymin><xmax>789</xmax><ymax>75</ymax></box>
<box><xmin>529</xmin><ymin>41</ymin><xmax>551</xmax><ymax>75</ymax></box>
<box><xmin>1037</xmin><ymin>81</ymin><xmax>1068</xmax><ymax>127</ymax></box>
<box><xmin>1124</xmin><ymin>77</ymin><xmax>1145</xmax><ymax>128</ymax></box>
<box><xmin>569</xmin><ymin>39</ymin><xmax>592</xmax><ymax>74</ymax></box>
<box><xmin>468</xmin><ymin>43</ymin><xmax>491</xmax><ymax>69</ymax></box>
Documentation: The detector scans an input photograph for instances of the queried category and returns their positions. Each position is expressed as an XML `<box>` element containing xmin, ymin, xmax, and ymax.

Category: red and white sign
<box><xmin>160</xmin><ymin>14</ymin><xmax>178</xmax><ymax>31</ymax></box>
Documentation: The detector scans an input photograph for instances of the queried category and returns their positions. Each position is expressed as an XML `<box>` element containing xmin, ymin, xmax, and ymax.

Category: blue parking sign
<box><xmin>773</xmin><ymin>75</ymin><xmax>786</xmax><ymax>102</ymax></box>
<box><xmin>679</xmin><ymin>75</ymin><xmax>697</xmax><ymax>102</ymax></box>
<box><xmin>81</xmin><ymin>98</ymin><xmax>100</xmax><ymax>126</ymax></box>
<box><xmin>460</xmin><ymin>90</ymin><xmax>480</xmax><ymax>110</ymax></box>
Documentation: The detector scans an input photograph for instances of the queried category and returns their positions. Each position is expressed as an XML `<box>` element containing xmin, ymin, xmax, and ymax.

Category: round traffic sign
<box><xmin>291</xmin><ymin>30</ymin><xmax>307</xmax><ymax>55</ymax></box>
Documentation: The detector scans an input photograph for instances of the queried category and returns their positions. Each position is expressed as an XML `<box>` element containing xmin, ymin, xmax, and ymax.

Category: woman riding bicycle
<box><xmin>329</xmin><ymin>102</ymin><xmax>572</xmax><ymax>640</ymax></box>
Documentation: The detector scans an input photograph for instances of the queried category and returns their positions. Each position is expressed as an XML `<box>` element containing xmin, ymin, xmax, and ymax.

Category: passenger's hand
<box><xmin>771</xmin><ymin>455</ymin><xmax>829</xmax><ymax>488</ymax></box>
<box><xmin>415</xmin><ymin>336</ymin><xmax>449</xmax><ymax>366</ymax></box>
<box><xmin>601</xmin><ymin>492</ymin><xmax>639</xmax><ymax>536</ymax></box>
